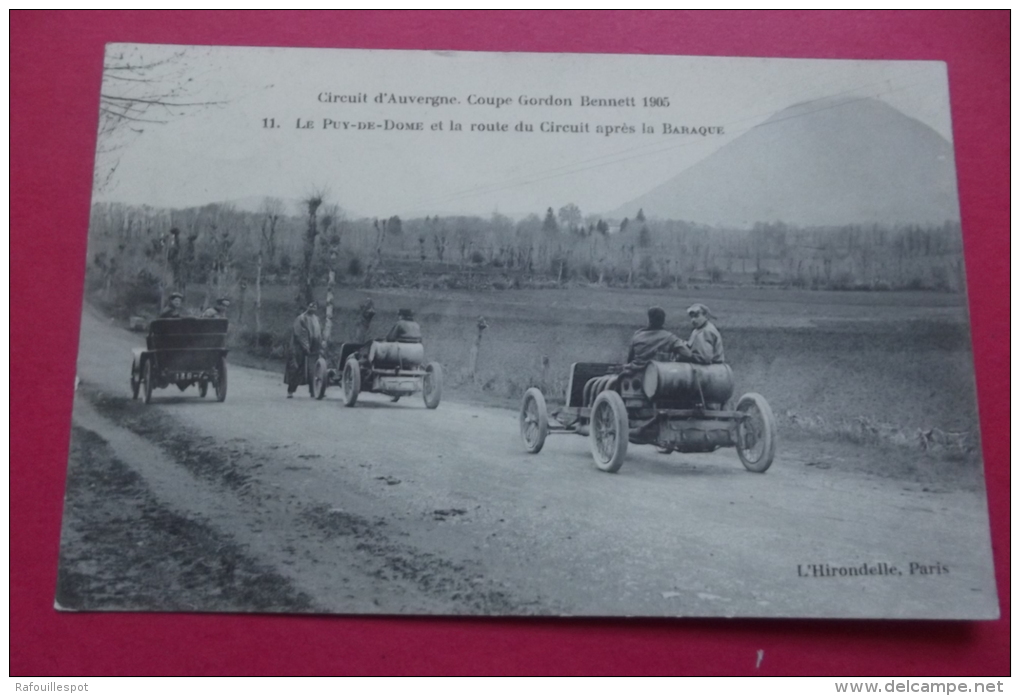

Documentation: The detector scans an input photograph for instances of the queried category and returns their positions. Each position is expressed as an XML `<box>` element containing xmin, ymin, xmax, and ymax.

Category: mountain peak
<box><xmin>615</xmin><ymin>97</ymin><xmax>959</xmax><ymax>227</ymax></box>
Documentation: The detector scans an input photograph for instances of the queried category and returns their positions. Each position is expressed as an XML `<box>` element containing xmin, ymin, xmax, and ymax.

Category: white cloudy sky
<box><xmin>95</xmin><ymin>44</ymin><xmax>954</xmax><ymax>219</ymax></box>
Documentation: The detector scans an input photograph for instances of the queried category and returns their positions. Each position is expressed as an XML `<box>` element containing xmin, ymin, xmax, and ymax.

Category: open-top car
<box><xmin>313</xmin><ymin>340</ymin><xmax>443</xmax><ymax>409</ymax></box>
<box><xmin>519</xmin><ymin>359</ymin><xmax>776</xmax><ymax>473</ymax></box>
<box><xmin>130</xmin><ymin>317</ymin><xmax>229</xmax><ymax>404</ymax></box>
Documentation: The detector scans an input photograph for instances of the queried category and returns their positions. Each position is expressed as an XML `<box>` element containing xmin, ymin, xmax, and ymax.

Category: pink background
<box><xmin>11</xmin><ymin>11</ymin><xmax>1009</xmax><ymax>675</ymax></box>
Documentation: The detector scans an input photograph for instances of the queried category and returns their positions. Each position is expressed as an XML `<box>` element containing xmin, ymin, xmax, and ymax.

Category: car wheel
<box><xmin>520</xmin><ymin>387</ymin><xmax>549</xmax><ymax>454</ymax></box>
<box><xmin>735</xmin><ymin>392</ymin><xmax>776</xmax><ymax>473</ymax></box>
<box><xmin>422</xmin><ymin>362</ymin><xmax>443</xmax><ymax>409</ymax></box>
<box><xmin>589</xmin><ymin>390</ymin><xmax>628</xmax><ymax>473</ymax></box>
<box><xmin>313</xmin><ymin>357</ymin><xmax>329</xmax><ymax>400</ymax></box>
<box><xmin>142</xmin><ymin>359</ymin><xmax>153</xmax><ymax>405</ymax></box>
<box><xmin>130</xmin><ymin>363</ymin><xmax>141</xmax><ymax>400</ymax></box>
<box><xmin>215</xmin><ymin>357</ymin><xmax>228</xmax><ymax>402</ymax></box>
<box><xmin>343</xmin><ymin>356</ymin><xmax>361</xmax><ymax>407</ymax></box>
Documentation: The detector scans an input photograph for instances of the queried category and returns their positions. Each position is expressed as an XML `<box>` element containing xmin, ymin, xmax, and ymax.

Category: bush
<box><xmin>347</xmin><ymin>256</ymin><xmax>363</xmax><ymax>276</ymax></box>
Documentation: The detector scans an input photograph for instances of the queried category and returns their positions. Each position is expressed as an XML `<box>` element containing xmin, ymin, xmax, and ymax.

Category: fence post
<box><xmin>468</xmin><ymin>316</ymin><xmax>489</xmax><ymax>381</ymax></box>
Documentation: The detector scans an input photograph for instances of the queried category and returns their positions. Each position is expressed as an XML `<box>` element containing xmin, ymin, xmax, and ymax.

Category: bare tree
<box><xmin>95</xmin><ymin>45</ymin><xmax>223</xmax><ymax>191</ymax></box>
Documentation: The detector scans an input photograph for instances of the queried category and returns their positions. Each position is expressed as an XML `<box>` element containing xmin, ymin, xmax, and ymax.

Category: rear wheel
<box><xmin>343</xmin><ymin>356</ymin><xmax>361</xmax><ymax>407</ymax></box>
<box><xmin>130</xmin><ymin>364</ymin><xmax>141</xmax><ymax>400</ymax></box>
<box><xmin>735</xmin><ymin>392</ymin><xmax>776</xmax><ymax>472</ymax></box>
<box><xmin>142</xmin><ymin>359</ymin><xmax>153</xmax><ymax>404</ymax></box>
<box><xmin>519</xmin><ymin>388</ymin><xmax>549</xmax><ymax>454</ymax></box>
<box><xmin>214</xmin><ymin>357</ymin><xmax>228</xmax><ymax>402</ymax></box>
<box><xmin>589</xmin><ymin>390</ymin><xmax>628</xmax><ymax>473</ymax></box>
<box><xmin>313</xmin><ymin>357</ymin><xmax>329</xmax><ymax>400</ymax></box>
<box><xmin>422</xmin><ymin>362</ymin><xmax>443</xmax><ymax>409</ymax></box>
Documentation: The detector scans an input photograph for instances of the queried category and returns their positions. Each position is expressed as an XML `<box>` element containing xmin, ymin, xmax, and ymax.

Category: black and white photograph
<box><xmin>57</xmin><ymin>44</ymin><xmax>998</xmax><ymax>619</ymax></box>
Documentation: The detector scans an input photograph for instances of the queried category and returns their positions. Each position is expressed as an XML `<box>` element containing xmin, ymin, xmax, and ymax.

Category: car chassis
<box><xmin>313</xmin><ymin>340</ymin><xmax>443</xmax><ymax>409</ymax></box>
<box><xmin>519</xmin><ymin>360</ymin><xmax>776</xmax><ymax>473</ymax></box>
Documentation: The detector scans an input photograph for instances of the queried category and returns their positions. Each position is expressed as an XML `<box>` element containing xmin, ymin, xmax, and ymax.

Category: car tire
<box><xmin>520</xmin><ymin>387</ymin><xmax>549</xmax><ymax>454</ymax></box>
<box><xmin>589</xmin><ymin>390</ymin><xmax>628</xmax><ymax>473</ymax></box>
<box><xmin>422</xmin><ymin>362</ymin><xmax>443</xmax><ymax>409</ymax></box>
<box><xmin>343</xmin><ymin>356</ymin><xmax>361</xmax><ymax>407</ymax></box>
<box><xmin>735</xmin><ymin>392</ymin><xmax>776</xmax><ymax>473</ymax></box>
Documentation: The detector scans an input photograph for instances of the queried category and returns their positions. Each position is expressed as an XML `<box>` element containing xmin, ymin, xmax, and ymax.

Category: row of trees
<box><xmin>87</xmin><ymin>198</ymin><xmax>966</xmax><ymax>327</ymax></box>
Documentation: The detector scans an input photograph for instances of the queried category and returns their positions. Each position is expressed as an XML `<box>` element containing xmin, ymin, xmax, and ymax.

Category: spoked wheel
<box><xmin>735</xmin><ymin>392</ymin><xmax>776</xmax><ymax>473</ymax></box>
<box><xmin>142</xmin><ymin>360</ymin><xmax>154</xmax><ymax>405</ymax></box>
<box><xmin>589</xmin><ymin>390</ymin><xmax>628</xmax><ymax>473</ymax></box>
<box><xmin>198</xmin><ymin>380</ymin><xmax>209</xmax><ymax>398</ymax></box>
<box><xmin>422</xmin><ymin>362</ymin><xmax>443</xmax><ymax>409</ymax></box>
<box><xmin>214</xmin><ymin>357</ymin><xmax>228</xmax><ymax>402</ymax></box>
<box><xmin>519</xmin><ymin>387</ymin><xmax>549</xmax><ymax>454</ymax></box>
<box><xmin>313</xmin><ymin>357</ymin><xmax>329</xmax><ymax>400</ymax></box>
<box><xmin>130</xmin><ymin>364</ymin><xmax>141</xmax><ymax>400</ymax></box>
<box><xmin>342</xmin><ymin>356</ymin><xmax>361</xmax><ymax>407</ymax></box>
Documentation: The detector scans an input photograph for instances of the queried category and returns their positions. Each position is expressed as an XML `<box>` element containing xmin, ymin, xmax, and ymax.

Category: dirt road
<box><xmin>59</xmin><ymin>310</ymin><xmax>999</xmax><ymax>618</ymax></box>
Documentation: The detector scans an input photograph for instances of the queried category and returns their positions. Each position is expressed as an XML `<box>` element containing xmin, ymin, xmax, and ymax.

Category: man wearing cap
<box><xmin>285</xmin><ymin>302</ymin><xmax>322</xmax><ymax>397</ymax></box>
<box><xmin>159</xmin><ymin>292</ymin><xmax>184</xmax><ymax>318</ymax></box>
<box><xmin>626</xmin><ymin>306</ymin><xmax>687</xmax><ymax>371</ymax></box>
<box><xmin>202</xmin><ymin>298</ymin><xmax>231</xmax><ymax>319</ymax></box>
<box><xmin>680</xmin><ymin>303</ymin><xmax>725</xmax><ymax>364</ymax></box>
<box><xmin>385</xmin><ymin>308</ymin><xmax>422</xmax><ymax>344</ymax></box>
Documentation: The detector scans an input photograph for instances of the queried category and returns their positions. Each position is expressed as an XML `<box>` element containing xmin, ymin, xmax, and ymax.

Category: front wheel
<box><xmin>519</xmin><ymin>387</ymin><xmax>549</xmax><ymax>454</ymax></box>
<box><xmin>313</xmin><ymin>357</ymin><xmax>329</xmax><ymax>400</ymax></box>
<box><xmin>589</xmin><ymin>390</ymin><xmax>628</xmax><ymax>473</ymax></box>
<box><xmin>422</xmin><ymin>362</ymin><xmax>443</xmax><ymax>409</ymax></box>
<box><xmin>735</xmin><ymin>392</ymin><xmax>776</xmax><ymax>473</ymax></box>
<box><xmin>343</xmin><ymin>356</ymin><xmax>361</xmax><ymax>407</ymax></box>
<box><xmin>214</xmin><ymin>357</ymin><xmax>228</xmax><ymax>402</ymax></box>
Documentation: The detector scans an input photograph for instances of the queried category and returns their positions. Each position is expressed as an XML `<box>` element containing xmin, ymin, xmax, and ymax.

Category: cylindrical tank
<box><xmin>642</xmin><ymin>361</ymin><xmax>734</xmax><ymax>404</ymax></box>
<box><xmin>368</xmin><ymin>341</ymin><xmax>424</xmax><ymax>369</ymax></box>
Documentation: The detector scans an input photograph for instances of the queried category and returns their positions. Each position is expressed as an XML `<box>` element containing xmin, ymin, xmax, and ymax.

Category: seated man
<box><xmin>202</xmin><ymin>297</ymin><xmax>231</xmax><ymax>319</ymax></box>
<box><xmin>158</xmin><ymin>291</ymin><xmax>184</xmax><ymax>318</ymax></box>
<box><xmin>385</xmin><ymin>308</ymin><xmax>422</xmax><ymax>344</ymax></box>
<box><xmin>678</xmin><ymin>303</ymin><xmax>725</xmax><ymax>365</ymax></box>
<box><xmin>626</xmin><ymin>306</ymin><xmax>686</xmax><ymax>372</ymax></box>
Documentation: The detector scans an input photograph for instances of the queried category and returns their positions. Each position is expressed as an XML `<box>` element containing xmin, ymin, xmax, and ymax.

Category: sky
<box><xmin>95</xmin><ymin>44</ymin><xmax>955</xmax><ymax>220</ymax></box>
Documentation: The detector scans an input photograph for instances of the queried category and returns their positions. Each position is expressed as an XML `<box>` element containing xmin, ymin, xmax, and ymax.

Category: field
<box><xmin>110</xmin><ymin>282</ymin><xmax>980</xmax><ymax>461</ymax></box>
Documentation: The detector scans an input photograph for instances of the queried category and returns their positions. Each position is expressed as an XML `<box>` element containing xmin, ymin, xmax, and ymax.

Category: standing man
<box><xmin>159</xmin><ymin>292</ymin><xmax>184</xmax><ymax>318</ymax></box>
<box><xmin>680</xmin><ymin>303</ymin><xmax>725</xmax><ymax>364</ymax></box>
<box><xmin>202</xmin><ymin>297</ymin><xmax>231</xmax><ymax>318</ymax></box>
<box><xmin>285</xmin><ymin>301</ymin><xmax>322</xmax><ymax>398</ymax></box>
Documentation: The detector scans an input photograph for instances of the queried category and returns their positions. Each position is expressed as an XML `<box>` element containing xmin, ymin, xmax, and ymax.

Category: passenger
<box><xmin>202</xmin><ymin>297</ymin><xmax>231</xmax><ymax>319</ymax></box>
<box><xmin>285</xmin><ymin>302</ymin><xmax>322</xmax><ymax>398</ymax></box>
<box><xmin>680</xmin><ymin>303</ymin><xmax>725</xmax><ymax>364</ymax></box>
<box><xmin>626</xmin><ymin>306</ymin><xmax>686</xmax><ymax>371</ymax></box>
<box><xmin>385</xmin><ymin>308</ymin><xmax>422</xmax><ymax>344</ymax></box>
<box><xmin>158</xmin><ymin>292</ymin><xmax>184</xmax><ymax>318</ymax></box>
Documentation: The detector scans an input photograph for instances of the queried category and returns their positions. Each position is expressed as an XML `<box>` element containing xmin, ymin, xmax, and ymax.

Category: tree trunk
<box><xmin>255</xmin><ymin>252</ymin><xmax>262</xmax><ymax>335</ymax></box>
<box><xmin>324</xmin><ymin>269</ymin><xmax>335</xmax><ymax>350</ymax></box>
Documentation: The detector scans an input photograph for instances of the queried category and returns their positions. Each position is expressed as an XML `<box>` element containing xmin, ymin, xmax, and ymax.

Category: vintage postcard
<box><xmin>57</xmin><ymin>44</ymin><xmax>998</xmax><ymax>619</ymax></box>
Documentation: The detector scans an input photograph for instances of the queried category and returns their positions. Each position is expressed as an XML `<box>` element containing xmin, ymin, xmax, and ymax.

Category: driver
<box><xmin>159</xmin><ymin>291</ymin><xmax>184</xmax><ymax>318</ymax></box>
<box><xmin>626</xmin><ymin>306</ymin><xmax>686</xmax><ymax>371</ymax></box>
<box><xmin>386</xmin><ymin>308</ymin><xmax>422</xmax><ymax>344</ymax></box>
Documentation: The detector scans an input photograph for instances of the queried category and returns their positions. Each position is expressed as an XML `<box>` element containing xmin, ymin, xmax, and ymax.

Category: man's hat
<box><xmin>398</xmin><ymin>308</ymin><xmax>414</xmax><ymax>319</ymax></box>
<box><xmin>307</xmin><ymin>301</ymin><xmax>318</xmax><ymax>311</ymax></box>
<box><xmin>686</xmin><ymin>303</ymin><xmax>713</xmax><ymax>318</ymax></box>
<box><xmin>216</xmin><ymin>297</ymin><xmax>231</xmax><ymax>307</ymax></box>
<box><xmin>168</xmin><ymin>291</ymin><xmax>183</xmax><ymax>301</ymax></box>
